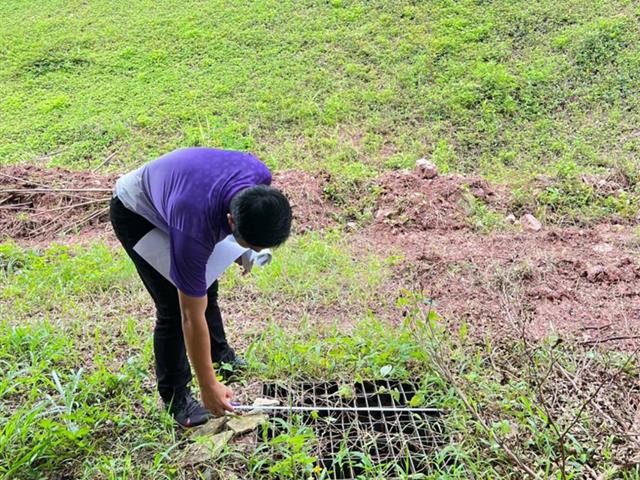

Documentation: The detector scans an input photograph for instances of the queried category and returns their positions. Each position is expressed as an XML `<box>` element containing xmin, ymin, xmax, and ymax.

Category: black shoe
<box><xmin>217</xmin><ymin>356</ymin><xmax>247</xmax><ymax>383</ymax></box>
<box><xmin>166</xmin><ymin>390</ymin><xmax>213</xmax><ymax>428</ymax></box>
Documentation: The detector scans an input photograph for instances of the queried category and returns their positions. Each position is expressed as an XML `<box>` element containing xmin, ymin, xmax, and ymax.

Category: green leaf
<box><xmin>409</xmin><ymin>393</ymin><xmax>426</xmax><ymax>408</ymax></box>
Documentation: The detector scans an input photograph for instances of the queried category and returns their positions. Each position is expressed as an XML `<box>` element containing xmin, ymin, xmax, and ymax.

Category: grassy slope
<box><xmin>1</xmin><ymin>0</ymin><xmax>639</xmax><ymax>183</ymax></box>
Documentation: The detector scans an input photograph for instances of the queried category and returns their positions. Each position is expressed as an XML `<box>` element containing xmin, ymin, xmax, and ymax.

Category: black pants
<box><xmin>109</xmin><ymin>196</ymin><xmax>235</xmax><ymax>402</ymax></box>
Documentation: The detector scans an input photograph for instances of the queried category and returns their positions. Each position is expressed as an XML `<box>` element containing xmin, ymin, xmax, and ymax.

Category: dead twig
<box><xmin>29</xmin><ymin>210</ymin><xmax>78</xmax><ymax>237</ymax></box>
<box><xmin>92</xmin><ymin>151</ymin><xmax>118</xmax><ymax>172</ymax></box>
<box><xmin>554</xmin><ymin>364</ymin><xmax>624</xmax><ymax>430</ymax></box>
<box><xmin>580</xmin><ymin>335</ymin><xmax>640</xmax><ymax>346</ymax></box>
<box><xmin>0</xmin><ymin>188</ymin><xmax>112</xmax><ymax>194</ymax></box>
<box><xmin>501</xmin><ymin>284</ymin><xmax>569</xmax><ymax>477</ymax></box>
<box><xmin>580</xmin><ymin>324</ymin><xmax>612</xmax><ymax>331</ymax></box>
<box><xmin>58</xmin><ymin>206</ymin><xmax>109</xmax><ymax>235</ymax></box>
<box><xmin>0</xmin><ymin>202</ymin><xmax>33</xmax><ymax>210</ymax></box>
<box><xmin>557</xmin><ymin>344</ymin><xmax>640</xmax><ymax>447</ymax></box>
<box><xmin>33</xmin><ymin>148</ymin><xmax>67</xmax><ymax>162</ymax></box>
<box><xmin>31</xmin><ymin>198</ymin><xmax>110</xmax><ymax>216</ymax></box>
<box><xmin>0</xmin><ymin>171</ymin><xmax>53</xmax><ymax>189</ymax></box>
<box><xmin>500</xmin><ymin>282</ymin><xmax>640</xmax><ymax>479</ymax></box>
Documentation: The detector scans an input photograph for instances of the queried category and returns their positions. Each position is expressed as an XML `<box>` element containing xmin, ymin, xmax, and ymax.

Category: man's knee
<box><xmin>155</xmin><ymin>306</ymin><xmax>182</xmax><ymax>331</ymax></box>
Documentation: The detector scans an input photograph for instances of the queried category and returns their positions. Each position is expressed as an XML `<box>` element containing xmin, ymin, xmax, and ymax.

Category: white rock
<box><xmin>252</xmin><ymin>398</ymin><xmax>280</xmax><ymax>407</ymax></box>
<box><xmin>520</xmin><ymin>214</ymin><xmax>542</xmax><ymax>232</ymax></box>
<box><xmin>593</xmin><ymin>243</ymin><xmax>614</xmax><ymax>254</ymax></box>
<box><xmin>415</xmin><ymin>158</ymin><xmax>438</xmax><ymax>179</ymax></box>
<box><xmin>505</xmin><ymin>214</ymin><xmax>517</xmax><ymax>224</ymax></box>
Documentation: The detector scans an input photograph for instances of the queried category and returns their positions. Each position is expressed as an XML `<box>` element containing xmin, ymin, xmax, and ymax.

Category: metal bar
<box><xmin>254</xmin><ymin>381</ymin><xmax>445</xmax><ymax>479</ymax></box>
<box><xmin>231</xmin><ymin>404</ymin><xmax>442</xmax><ymax>414</ymax></box>
<box><xmin>385</xmin><ymin>381</ymin><xmax>408</xmax><ymax>468</ymax></box>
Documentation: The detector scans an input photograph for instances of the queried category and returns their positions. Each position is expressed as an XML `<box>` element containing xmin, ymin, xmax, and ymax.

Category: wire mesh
<box><xmin>259</xmin><ymin>380</ymin><xmax>445</xmax><ymax>479</ymax></box>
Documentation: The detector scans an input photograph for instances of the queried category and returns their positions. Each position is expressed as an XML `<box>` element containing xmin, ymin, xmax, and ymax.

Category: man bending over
<box><xmin>110</xmin><ymin>147</ymin><xmax>292</xmax><ymax>427</ymax></box>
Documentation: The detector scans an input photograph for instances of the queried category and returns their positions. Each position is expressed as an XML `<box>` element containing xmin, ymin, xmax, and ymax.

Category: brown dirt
<box><xmin>0</xmin><ymin>166</ymin><xmax>117</xmax><ymax>240</ymax></box>
<box><xmin>372</xmin><ymin>169</ymin><xmax>503</xmax><ymax>232</ymax></box>
<box><xmin>2</xmin><ymin>164</ymin><xmax>638</xmax><ymax>349</ymax></box>
<box><xmin>364</xmin><ymin>169</ymin><xmax>639</xmax><ymax>349</ymax></box>
<box><xmin>272</xmin><ymin>170</ymin><xmax>338</xmax><ymax>233</ymax></box>
<box><xmin>0</xmin><ymin>166</ymin><xmax>335</xmax><ymax>242</ymax></box>
<box><xmin>373</xmin><ymin>226</ymin><xmax>639</xmax><ymax>348</ymax></box>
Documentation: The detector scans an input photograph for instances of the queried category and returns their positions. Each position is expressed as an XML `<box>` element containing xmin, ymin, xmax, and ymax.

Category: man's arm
<box><xmin>178</xmin><ymin>291</ymin><xmax>234</xmax><ymax>416</ymax></box>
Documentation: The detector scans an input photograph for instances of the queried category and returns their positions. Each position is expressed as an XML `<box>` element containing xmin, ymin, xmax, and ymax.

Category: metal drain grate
<box><xmin>258</xmin><ymin>380</ymin><xmax>445</xmax><ymax>479</ymax></box>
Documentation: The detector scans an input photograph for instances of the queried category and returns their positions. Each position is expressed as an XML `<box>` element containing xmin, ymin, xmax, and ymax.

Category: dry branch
<box><xmin>0</xmin><ymin>188</ymin><xmax>112</xmax><ymax>194</ymax></box>
<box><xmin>411</xmin><ymin>297</ymin><xmax>538</xmax><ymax>478</ymax></box>
<box><xmin>0</xmin><ymin>173</ymin><xmax>113</xmax><ymax>238</ymax></box>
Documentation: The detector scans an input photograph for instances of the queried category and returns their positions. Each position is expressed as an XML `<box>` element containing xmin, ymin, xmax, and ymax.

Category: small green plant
<box><xmin>462</xmin><ymin>192</ymin><xmax>506</xmax><ymax>233</ymax></box>
<box><xmin>251</xmin><ymin>419</ymin><xmax>317</xmax><ymax>479</ymax></box>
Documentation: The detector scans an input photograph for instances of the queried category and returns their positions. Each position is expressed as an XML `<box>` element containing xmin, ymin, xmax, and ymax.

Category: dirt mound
<box><xmin>372</xmin><ymin>170</ymin><xmax>499</xmax><ymax>233</ymax></box>
<box><xmin>0</xmin><ymin>166</ymin><xmax>117</xmax><ymax>240</ymax></box>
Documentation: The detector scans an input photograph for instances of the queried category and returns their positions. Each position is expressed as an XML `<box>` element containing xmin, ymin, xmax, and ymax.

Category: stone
<box><xmin>505</xmin><ymin>213</ymin><xmax>517</xmax><ymax>224</ymax></box>
<box><xmin>520</xmin><ymin>214</ymin><xmax>542</xmax><ymax>232</ymax></box>
<box><xmin>189</xmin><ymin>417</ymin><xmax>228</xmax><ymax>439</ymax></box>
<box><xmin>593</xmin><ymin>243</ymin><xmax>614</xmax><ymax>254</ymax></box>
<box><xmin>375</xmin><ymin>207</ymin><xmax>394</xmax><ymax>220</ymax></box>
<box><xmin>181</xmin><ymin>430</ymin><xmax>233</xmax><ymax>466</ymax></box>
<box><xmin>253</xmin><ymin>397</ymin><xmax>280</xmax><ymax>407</ymax></box>
<box><xmin>227</xmin><ymin>413</ymin><xmax>269</xmax><ymax>435</ymax></box>
<box><xmin>585</xmin><ymin>265</ymin><xmax>606</xmax><ymax>283</ymax></box>
<box><xmin>415</xmin><ymin>158</ymin><xmax>438</xmax><ymax>179</ymax></box>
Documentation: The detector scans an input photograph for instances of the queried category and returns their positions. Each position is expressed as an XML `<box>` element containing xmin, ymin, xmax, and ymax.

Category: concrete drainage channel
<box><xmin>257</xmin><ymin>380</ymin><xmax>445</xmax><ymax>479</ymax></box>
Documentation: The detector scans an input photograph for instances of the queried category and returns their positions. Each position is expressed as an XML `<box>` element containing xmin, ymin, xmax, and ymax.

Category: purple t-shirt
<box><xmin>116</xmin><ymin>148</ymin><xmax>272</xmax><ymax>296</ymax></box>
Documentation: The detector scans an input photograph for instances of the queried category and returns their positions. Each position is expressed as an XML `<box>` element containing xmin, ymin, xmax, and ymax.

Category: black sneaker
<box><xmin>217</xmin><ymin>356</ymin><xmax>248</xmax><ymax>383</ymax></box>
<box><xmin>167</xmin><ymin>390</ymin><xmax>213</xmax><ymax>428</ymax></box>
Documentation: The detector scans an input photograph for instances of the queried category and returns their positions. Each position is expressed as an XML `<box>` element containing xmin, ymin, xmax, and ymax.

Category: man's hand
<box><xmin>201</xmin><ymin>380</ymin><xmax>235</xmax><ymax>416</ymax></box>
<box><xmin>234</xmin><ymin>255</ymin><xmax>250</xmax><ymax>275</ymax></box>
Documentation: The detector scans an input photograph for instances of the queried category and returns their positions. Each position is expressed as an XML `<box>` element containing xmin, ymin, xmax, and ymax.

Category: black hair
<box><xmin>229</xmin><ymin>185</ymin><xmax>292</xmax><ymax>248</ymax></box>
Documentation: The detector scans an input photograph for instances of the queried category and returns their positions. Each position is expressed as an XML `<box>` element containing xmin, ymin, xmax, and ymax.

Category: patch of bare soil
<box><xmin>272</xmin><ymin>170</ymin><xmax>338</xmax><ymax>233</ymax></box>
<box><xmin>377</xmin><ymin>226</ymin><xmax>639</xmax><ymax>348</ymax></box>
<box><xmin>2</xmin><ymin>165</ymin><xmax>638</xmax><ymax>349</ymax></box>
<box><xmin>362</xmin><ymin>170</ymin><xmax>639</xmax><ymax>349</ymax></box>
<box><xmin>0</xmin><ymin>166</ymin><xmax>117</xmax><ymax>240</ymax></box>
<box><xmin>372</xmin><ymin>170</ymin><xmax>501</xmax><ymax>232</ymax></box>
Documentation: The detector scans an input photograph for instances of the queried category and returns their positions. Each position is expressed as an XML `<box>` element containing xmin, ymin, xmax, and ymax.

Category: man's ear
<box><xmin>227</xmin><ymin>213</ymin><xmax>235</xmax><ymax>231</ymax></box>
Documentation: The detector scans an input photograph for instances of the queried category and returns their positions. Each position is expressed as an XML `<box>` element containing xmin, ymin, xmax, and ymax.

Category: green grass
<box><xmin>225</xmin><ymin>230</ymin><xmax>402</xmax><ymax>314</ymax></box>
<box><xmin>1</xmin><ymin>239</ymin><xmax>638</xmax><ymax>479</ymax></box>
<box><xmin>0</xmin><ymin>242</ymin><xmax>138</xmax><ymax>316</ymax></box>
<box><xmin>1</xmin><ymin>0</ymin><xmax>639</xmax><ymax>202</ymax></box>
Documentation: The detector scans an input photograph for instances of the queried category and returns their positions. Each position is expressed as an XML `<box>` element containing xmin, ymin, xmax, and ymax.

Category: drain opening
<box><xmin>258</xmin><ymin>380</ymin><xmax>445</xmax><ymax>479</ymax></box>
